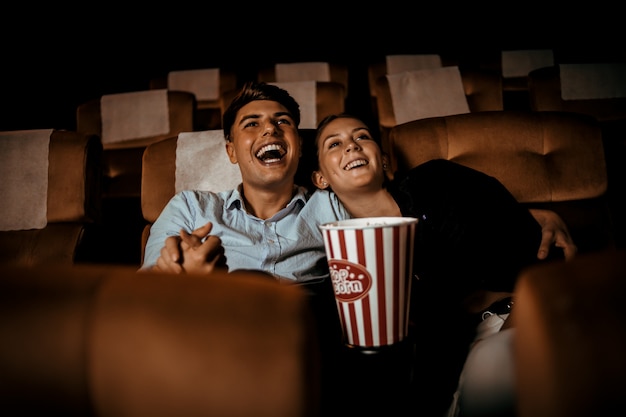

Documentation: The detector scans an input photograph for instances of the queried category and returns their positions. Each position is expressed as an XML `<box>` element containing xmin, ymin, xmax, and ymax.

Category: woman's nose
<box><xmin>346</xmin><ymin>141</ymin><xmax>361</xmax><ymax>152</ymax></box>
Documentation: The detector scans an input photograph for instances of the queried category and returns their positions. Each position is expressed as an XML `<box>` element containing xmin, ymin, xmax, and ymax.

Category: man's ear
<box><xmin>311</xmin><ymin>170</ymin><xmax>328</xmax><ymax>189</ymax></box>
<box><xmin>225</xmin><ymin>141</ymin><xmax>237</xmax><ymax>164</ymax></box>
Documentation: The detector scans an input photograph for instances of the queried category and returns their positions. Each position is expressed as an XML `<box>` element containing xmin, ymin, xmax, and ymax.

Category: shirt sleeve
<box><xmin>139</xmin><ymin>191</ymin><xmax>201</xmax><ymax>270</ymax></box>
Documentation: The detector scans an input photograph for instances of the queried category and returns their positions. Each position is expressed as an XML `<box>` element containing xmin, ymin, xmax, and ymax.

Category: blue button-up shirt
<box><xmin>142</xmin><ymin>186</ymin><xmax>348</xmax><ymax>282</ymax></box>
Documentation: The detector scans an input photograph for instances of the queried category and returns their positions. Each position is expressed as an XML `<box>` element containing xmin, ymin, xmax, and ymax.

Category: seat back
<box><xmin>528</xmin><ymin>63</ymin><xmax>626</xmax><ymax>122</ymax></box>
<box><xmin>528</xmin><ymin>63</ymin><xmax>626</xmax><ymax>246</ymax></box>
<box><xmin>0</xmin><ymin>263</ymin><xmax>319</xmax><ymax>417</ymax></box>
<box><xmin>0</xmin><ymin>129</ymin><xmax>102</xmax><ymax>266</ymax></box>
<box><xmin>500</xmin><ymin>49</ymin><xmax>554</xmax><ymax>91</ymax></box>
<box><xmin>375</xmin><ymin>66</ymin><xmax>503</xmax><ymax>154</ymax></box>
<box><xmin>367</xmin><ymin>54</ymin><xmax>449</xmax><ymax>119</ymax></box>
<box><xmin>76</xmin><ymin>89</ymin><xmax>196</xmax><ymax>198</ymax></box>
<box><xmin>388</xmin><ymin>110</ymin><xmax>614</xmax><ymax>253</ymax></box>
<box><xmin>514</xmin><ymin>248</ymin><xmax>626</xmax><ymax>417</ymax></box>
<box><xmin>258</xmin><ymin>61</ymin><xmax>349</xmax><ymax>99</ymax></box>
<box><xmin>150</xmin><ymin>68</ymin><xmax>238</xmax><ymax>130</ymax></box>
<box><xmin>140</xmin><ymin>130</ymin><xmax>240</xmax><ymax>259</ymax></box>
<box><xmin>221</xmin><ymin>81</ymin><xmax>345</xmax><ymax>130</ymax></box>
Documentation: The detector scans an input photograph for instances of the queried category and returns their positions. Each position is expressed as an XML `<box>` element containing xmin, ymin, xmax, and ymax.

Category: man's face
<box><xmin>225</xmin><ymin>100</ymin><xmax>301</xmax><ymax>190</ymax></box>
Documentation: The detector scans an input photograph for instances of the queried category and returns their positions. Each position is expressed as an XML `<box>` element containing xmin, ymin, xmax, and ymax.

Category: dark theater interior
<box><xmin>1</xmin><ymin>7</ymin><xmax>624</xmax><ymax>130</ymax></box>
<box><xmin>1</xmin><ymin>5</ymin><xmax>625</xmax><ymax>417</ymax></box>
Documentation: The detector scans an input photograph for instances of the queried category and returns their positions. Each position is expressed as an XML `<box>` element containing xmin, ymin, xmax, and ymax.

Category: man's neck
<box><xmin>241</xmin><ymin>182</ymin><xmax>296</xmax><ymax>220</ymax></box>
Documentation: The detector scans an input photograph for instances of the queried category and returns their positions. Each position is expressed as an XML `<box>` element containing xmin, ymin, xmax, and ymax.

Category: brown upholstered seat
<box><xmin>0</xmin><ymin>129</ymin><xmax>102</xmax><ymax>266</ymax></box>
<box><xmin>367</xmin><ymin>53</ymin><xmax>460</xmax><ymax>124</ymax></box>
<box><xmin>388</xmin><ymin>110</ymin><xmax>615</xmax><ymax>253</ymax></box>
<box><xmin>149</xmin><ymin>68</ymin><xmax>238</xmax><ymax>130</ymax></box>
<box><xmin>528</xmin><ymin>64</ymin><xmax>626</xmax><ymax>247</ymax></box>
<box><xmin>375</xmin><ymin>67</ymin><xmax>503</xmax><ymax>154</ymax></box>
<box><xmin>257</xmin><ymin>61</ymin><xmax>349</xmax><ymax>99</ymax></box>
<box><xmin>514</xmin><ymin>248</ymin><xmax>626</xmax><ymax>417</ymax></box>
<box><xmin>76</xmin><ymin>90</ymin><xmax>196</xmax><ymax>199</ymax></box>
<box><xmin>0</xmin><ymin>263</ymin><xmax>319</xmax><ymax>417</ymax></box>
<box><xmin>528</xmin><ymin>64</ymin><xmax>626</xmax><ymax>122</ymax></box>
<box><xmin>220</xmin><ymin>81</ymin><xmax>345</xmax><ymax>129</ymax></box>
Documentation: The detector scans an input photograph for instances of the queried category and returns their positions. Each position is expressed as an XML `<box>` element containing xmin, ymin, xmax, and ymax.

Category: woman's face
<box><xmin>313</xmin><ymin>116</ymin><xmax>386</xmax><ymax>195</ymax></box>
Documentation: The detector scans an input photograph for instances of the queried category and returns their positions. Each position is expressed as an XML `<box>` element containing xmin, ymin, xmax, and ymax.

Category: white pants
<box><xmin>446</xmin><ymin>314</ymin><xmax>515</xmax><ymax>417</ymax></box>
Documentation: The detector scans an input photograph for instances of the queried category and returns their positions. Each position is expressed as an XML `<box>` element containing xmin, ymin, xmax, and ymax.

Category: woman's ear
<box><xmin>225</xmin><ymin>141</ymin><xmax>237</xmax><ymax>164</ymax></box>
<box><xmin>382</xmin><ymin>153</ymin><xmax>394</xmax><ymax>181</ymax></box>
<box><xmin>311</xmin><ymin>170</ymin><xmax>329</xmax><ymax>189</ymax></box>
<box><xmin>382</xmin><ymin>154</ymin><xmax>390</xmax><ymax>171</ymax></box>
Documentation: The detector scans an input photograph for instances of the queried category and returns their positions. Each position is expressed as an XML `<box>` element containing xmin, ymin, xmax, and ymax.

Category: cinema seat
<box><xmin>514</xmin><ymin>248</ymin><xmax>626</xmax><ymax>417</ymax></box>
<box><xmin>0</xmin><ymin>129</ymin><xmax>102</xmax><ymax>266</ymax></box>
<box><xmin>375</xmin><ymin>66</ymin><xmax>503</xmax><ymax>155</ymax></box>
<box><xmin>388</xmin><ymin>110</ymin><xmax>615</xmax><ymax>254</ymax></box>
<box><xmin>76</xmin><ymin>89</ymin><xmax>196</xmax><ymax>199</ymax></box>
<box><xmin>149</xmin><ymin>67</ymin><xmax>238</xmax><ymax>130</ymax></box>
<box><xmin>0</xmin><ymin>263</ymin><xmax>319</xmax><ymax>417</ymax></box>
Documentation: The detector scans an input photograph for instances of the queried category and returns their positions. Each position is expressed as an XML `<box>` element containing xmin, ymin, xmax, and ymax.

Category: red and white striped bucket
<box><xmin>319</xmin><ymin>217</ymin><xmax>418</xmax><ymax>347</ymax></box>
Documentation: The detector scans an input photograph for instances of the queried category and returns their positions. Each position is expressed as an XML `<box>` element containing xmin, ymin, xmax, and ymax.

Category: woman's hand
<box><xmin>529</xmin><ymin>208</ymin><xmax>578</xmax><ymax>260</ymax></box>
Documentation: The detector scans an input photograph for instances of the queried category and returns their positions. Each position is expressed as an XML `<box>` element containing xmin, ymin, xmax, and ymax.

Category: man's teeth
<box><xmin>256</xmin><ymin>144</ymin><xmax>285</xmax><ymax>161</ymax></box>
<box><xmin>344</xmin><ymin>159</ymin><xmax>367</xmax><ymax>170</ymax></box>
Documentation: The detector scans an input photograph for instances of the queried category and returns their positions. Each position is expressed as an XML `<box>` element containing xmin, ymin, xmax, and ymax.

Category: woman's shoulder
<box><xmin>306</xmin><ymin>189</ymin><xmax>350</xmax><ymax>221</ymax></box>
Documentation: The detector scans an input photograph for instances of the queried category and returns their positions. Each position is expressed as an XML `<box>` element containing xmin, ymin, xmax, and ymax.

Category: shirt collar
<box><xmin>225</xmin><ymin>184</ymin><xmax>309</xmax><ymax>213</ymax></box>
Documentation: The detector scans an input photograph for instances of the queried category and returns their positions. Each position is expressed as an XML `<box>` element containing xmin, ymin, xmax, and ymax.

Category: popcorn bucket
<box><xmin>319</xmin><ymin>217</ymin><xmax>418</xmax><ymax>347</ymax></box>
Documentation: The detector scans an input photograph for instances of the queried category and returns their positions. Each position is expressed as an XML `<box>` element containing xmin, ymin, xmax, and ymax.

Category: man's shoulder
<box><xmin>167</xmin><ymin>189</ymin><xmax>237</xmax><ymax>211</ymax></box>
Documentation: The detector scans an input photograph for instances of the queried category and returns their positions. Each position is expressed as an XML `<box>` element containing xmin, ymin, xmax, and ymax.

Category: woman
<box><xmin>310</xmin><ymin>113</ymin><xmax>576</xmax><ymax>415</ymax></box>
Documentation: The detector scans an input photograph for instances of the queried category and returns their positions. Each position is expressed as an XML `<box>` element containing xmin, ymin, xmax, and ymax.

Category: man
<box><xmin>141</xmin><ymin>81</ymin><xmax>346</xmax><ymax>281</ymax></box>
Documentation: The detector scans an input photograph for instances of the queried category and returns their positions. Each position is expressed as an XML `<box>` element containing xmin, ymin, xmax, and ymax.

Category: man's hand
<box><xmin>529</xmin><ymin>208</ymin><xmax>578</xmax><ymax>261</ymax></box>
<box><xmin>179</xmin><ymin>223</ymin><xmax>227</xmax><ymax>274</ymax></box>
<box><xmin>153</xmin><ymin>222</ymin><xmax>227</xmax><ymax>274</ymax></box>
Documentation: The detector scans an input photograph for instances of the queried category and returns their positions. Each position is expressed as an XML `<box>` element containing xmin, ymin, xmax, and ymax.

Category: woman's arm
<box><xmin>529</xmin><ymin>208</ymin><xmax>578</xmax><ymax>260</ymax></box>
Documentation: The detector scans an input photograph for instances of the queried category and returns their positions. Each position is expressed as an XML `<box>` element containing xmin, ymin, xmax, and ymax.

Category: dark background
<box><xmin>2</xmin><ymin>4</ymin><xmax>623</xmax><ymax>265</ymax></box>
<box><xmin>2</xmin><ymin>5</ymin><xmax>624</xmax><ymax>132</ymax></box>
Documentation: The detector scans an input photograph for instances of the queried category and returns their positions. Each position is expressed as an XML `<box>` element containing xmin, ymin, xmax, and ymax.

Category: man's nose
<box><xmin>263</xmin><ymin>122</ymin><xmax>277</xmax><ymax>135</ymax></box>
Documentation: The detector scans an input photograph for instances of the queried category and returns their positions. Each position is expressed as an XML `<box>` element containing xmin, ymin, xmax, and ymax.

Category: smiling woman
<box><xmin>309</xmin><ymin>112</ymin><xmax>578</xmax><ymax>415</ymax></box>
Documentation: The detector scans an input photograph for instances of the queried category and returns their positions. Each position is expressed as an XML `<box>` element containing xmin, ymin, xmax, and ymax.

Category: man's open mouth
<box><xmin>256</xmin><ymin>143</ymin><xmax>286</xmax><ymax>163</ymax></box>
